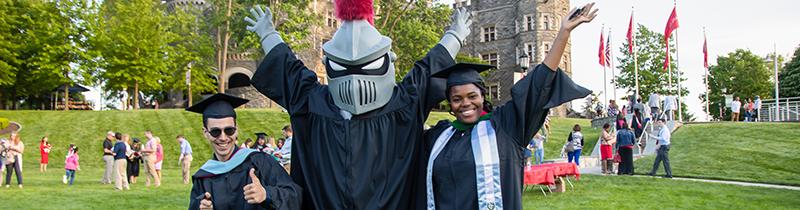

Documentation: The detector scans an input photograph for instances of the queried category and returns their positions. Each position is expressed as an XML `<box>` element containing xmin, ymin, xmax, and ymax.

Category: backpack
<box><xmin>565</xmin><ymin>132</ymin><xmax>577</xmax><ymax>152</ymax></box>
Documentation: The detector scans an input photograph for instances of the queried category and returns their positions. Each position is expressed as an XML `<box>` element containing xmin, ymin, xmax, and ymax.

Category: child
<box><xmin>40</xmin><ymin>136</ymin><xmax>52</xmax><ymax>173</ymax></box>
<box><xmin>64</xmin><ymin>146</ymin><xmax>79</xmax><ymax>185</ymax></box>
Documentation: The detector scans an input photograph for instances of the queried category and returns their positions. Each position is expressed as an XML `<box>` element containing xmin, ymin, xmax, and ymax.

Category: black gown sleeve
<box><xmin>493</xmin><ymin>63</ymin><xmax>592</xmax><ymax>147</ymax></box>
<box><xmin>398</xmin><ymin>44</ymin><xmax>456</xmax><ymax>115</ymax></box>
<box><xmin>188</xmin><ymin>178</ymin><xmax>205</xmax><ymax>210</ymax></box>
<box><xmin>251</xmin><ymin>43</ymin><xmax>323</xmax><ymax>115</ymax></box>
<box><xmin>252</xmin><ymin>154</ymin><xmax>302</xmax><ymax>210</ymax></box>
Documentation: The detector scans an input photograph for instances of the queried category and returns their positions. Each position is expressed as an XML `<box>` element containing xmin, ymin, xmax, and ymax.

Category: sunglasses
<box><xmin>208</xmin><ymin>126</ymin><xmax>237</xmax><ymax>138</ymax></box>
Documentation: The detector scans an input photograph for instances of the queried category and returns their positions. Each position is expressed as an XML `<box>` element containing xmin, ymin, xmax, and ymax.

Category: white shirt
<box><xmin>731</xmin><ymin>100</ymin><xmax>742</xmax><ymax>113</ymax></box>
<box><xmin>648</xmin><ymin>93</ymin><xmax>660</xmax><ymax>108</ymax></box>
<box><xmin>754</xmin><ymin>99</ymin><xmax>762</xmax><ymax>109</ymax></box>
<box><xmin>653</xmin><ymin>125</ymin><xmax>671</xmax><ymax>145</ymax></box>
<box><xmin>280</xmin><ymin>137</ymin><xmax>292</xmax><ymax>164</ymax></box>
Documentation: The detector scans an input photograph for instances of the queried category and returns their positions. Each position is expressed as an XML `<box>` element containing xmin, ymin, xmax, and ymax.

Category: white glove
<box><xmin>244</xmin><ymin>5</ymin><xmax>283</xmax><ymax>54</ymax></box>
<box><xmin>439</xmin><ymin>7</ymin><xmax>473</xmax><ymax>59</ymax></box>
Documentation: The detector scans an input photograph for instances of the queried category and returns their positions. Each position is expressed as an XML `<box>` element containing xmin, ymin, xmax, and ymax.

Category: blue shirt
<box><xmin>653</xmin><ymin>126</ymin><xmax>671</xmax><ymax>145</ymax></box>
<box><xmin>615</xmin><ymin>129</ymin><xmax>636</xmax><ymax>149</ymax></box>
<box><xmin>280</xmin><ymin>137</ymin><xmax>292</xmax><ymax>163</ymax></box>
<box><xmin>113</xmin><ymin>141</ymin><xmax>127</xmax><ymax>159</ymax></box>
<box><xmin>180</xmin><ymin>139</ymin><xmax>193</xmax><ymax>155</ymax></box>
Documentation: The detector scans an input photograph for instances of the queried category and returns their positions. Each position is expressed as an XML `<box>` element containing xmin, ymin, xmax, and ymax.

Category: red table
<box><xmin>524</xmin><ymin>163</ymin><xmax>581</xmax><ymax>186</ymax></box>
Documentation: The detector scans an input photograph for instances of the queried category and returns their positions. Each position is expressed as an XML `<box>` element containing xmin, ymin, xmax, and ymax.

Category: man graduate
<box><xmin>186</xmin><ymin>93</ymin><xmax>302</xmax><ymax>210</ymax></box>
<box><xmin>243</xmin><ymin>0</ymin><xmax>472</xmax><ymax>208</ymax></box>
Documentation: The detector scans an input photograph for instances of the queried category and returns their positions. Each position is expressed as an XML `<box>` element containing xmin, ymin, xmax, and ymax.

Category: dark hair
<box><xmin>445</xmin><ymin>82</ymin><xmax>494</xmax><ymax>113</ymax></box>
<box><xmin>41</xmin><ymin>136</ymin><xmax>47</xmax><ymax>142</ymax></box>
<box><xmin>115</xmin><ymin>132</ymin><xmax>123</xmax><ymax>140</ymax></box>
<box><xmin>573</xmin><ymin>124</ymin><xmax>581</xmax><ymax>132</ymax></box>
<box><xmin>282</xmin><ymin>125</ymin><xmax>292</xmax><ymax>133</ymax></box>
<box><xmin>657</xmin><ymin>118</ymin><xmax>666</xmax><ymax>122</ymax></box>
<box><xmin>203</xmin><ymin>116</ymin><xmax>237</xmax><ymax>128</ymax></box>
<box><xmin>176</xmin><ymin>134</ymin><xmax>184</xmax><ymax>139</ymax></box>
<box><xmin>132</xmin><ymin>138</ymin><xmax>141</xmax><ymax>143</ymax></box>
<box><xmin>621</xmin><ymin>121</ymin><xmax>629</xmax><ymax>129</ymax></box>
<box><xmin>603</xmin><ymin>123</ymin><xmax>610</xmax><ymax>129</ymax></box>
<box><xmin>73</xmin><ymin>146</ymin><xmax>79</xmax><ymax>153</ymax></box>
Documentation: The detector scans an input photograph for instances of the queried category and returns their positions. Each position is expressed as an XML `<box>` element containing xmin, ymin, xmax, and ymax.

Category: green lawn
<box><xmin>523</xmin><ymin>175</ymin><xmax>800</xmax><ymax>209</ymax></box>
<box><xmin>634</xmin><ymin>122</ymin><xmax>800</xmax><ymax>186</ymax></box>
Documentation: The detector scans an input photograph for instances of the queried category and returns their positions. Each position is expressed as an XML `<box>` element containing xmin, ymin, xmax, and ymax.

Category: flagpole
<box><xmin>610</xmin><ymin>28</ymin><xmax>616</xmax><ymax>101</ymax></box>
<box><xmin>632</xmin><ymin>8</ymin><xmax>640</xmax><ymax>99</ymax></box>
<box><xmin>704</xmin><ymin>27</ymin><xmax>710</xmax><ymax>121</ymax></box>
<box><xmin>602</xmin><ymin>25</ymin><xmax>608</xmax><ymax>110</ymax></box>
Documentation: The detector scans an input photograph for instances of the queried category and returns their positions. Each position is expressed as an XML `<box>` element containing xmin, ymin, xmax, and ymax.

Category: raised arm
<box><xmin>245</xmin><ymin>5</ymin><xmax>321</xmax><ymax>114</ymax></box>
<box><xmin>492</xmin><ymin>3</ymin><xmax>597</xmax><ymax>146</ymax></box>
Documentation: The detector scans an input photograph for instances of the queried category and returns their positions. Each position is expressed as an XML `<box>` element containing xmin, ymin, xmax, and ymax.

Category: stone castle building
<box><xmin>453</xmin><ymin>0</ymin><xmax>574</xmax><ymax>117</ymax></box>
<box><xmin>165</xmin><ymin>0</ymin><xmax>575</xmax><ymax>116</ymax></box>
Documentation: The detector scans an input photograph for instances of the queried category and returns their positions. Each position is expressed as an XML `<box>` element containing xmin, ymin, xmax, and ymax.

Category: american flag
<box><xmin>605</xmin><ymin>32</ymin><xmax>612</xmax><ymax>68</ymax></box>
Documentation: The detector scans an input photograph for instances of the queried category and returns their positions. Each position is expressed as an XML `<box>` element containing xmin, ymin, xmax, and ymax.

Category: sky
<box><xmin>86</xmin><ymin>0</ymin><xmax>800</xmax><ymax>120</ymax></box>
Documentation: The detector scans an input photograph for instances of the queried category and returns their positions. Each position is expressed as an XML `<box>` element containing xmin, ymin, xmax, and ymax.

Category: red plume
<box><xmin>335</xmin><ymin>0</ymin><xmax>374</xmax><ymax>25</ymax></box>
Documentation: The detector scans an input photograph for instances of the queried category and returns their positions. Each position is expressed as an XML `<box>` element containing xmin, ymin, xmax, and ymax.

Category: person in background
<box><xmin>745</xmin><ymin>98</ymin><xmax>755</xmax><ymax>122</ymax></box>
<box><xmin>155</xmin><ymin>137</ymin><xmax>164</xmax><ymax>181</ymax></box>
<box><xmin>64</xmin><ymin>146</ymin><xmax>80</xmax><ymax>186</ymax></box>
<box><xmin>607</xmin><ymin>99</ymin><xmax>620</xmax><ymax>118</ymax></box>
<box><xmin>40</xmin><ymin>136</ymin><xmax>52</xmax><ymax>173</ymax></box>
<box><xmin>241</xmin><ymin>138</ymin><xmax>254</xmax><ymax>149</ymax></box>
<box><xmin>663</xmin><ymin>95</ymin><xmax>676</xmax><ymax>121</ymax></box>
<box><xmin>730</xmin><ymin>97</ymin><xmax>742</xmax><ymax>122</ymax></box>
<box><xmin>523</xmin><ymin>140</ymin><xmax>533</xmax><ymax>166</ymax></box>
<box><xmin>177</xmin><ymin>135</ymin><xmax>193</xmax><ymax>185</ymax></box>
<box><xmin>634</xmin><ymin>97</ymin><xmax>648</xmax><ymax>120</ymax></box>
<box><xmin>648</xmin><ymin>92</ymin><xmax>661</xmax><ymax>120</ymax></box>
<box><xmin>5</xmin><ymin>131</ymin><xmax>24</xmax><ymax>188</ymax></box>
<box><xmin>112</xmin><ymin>132</ymin><xmax>130</xmax><ymax>190</ymax></box>
<box><xmin>532</xmin><ymin>132</ymin><xmax>546</xmax><ymax>165</ymax></box>
<box><xmin>140</xmin><ymin>130</ymin><xmax>160</xmax><ymax>187</ymax></box>
<box><xmin>595</xmin><ymin>102</ymin><xmax>604</xmax><ymax>118</ymax></box>
<box><xmin>277</xmin><ymin>125</ymin><xmax>293</xmax><ymax>173</ymax></box>
<box><xmin>754</xmin><ymin>96</ymin><xmax>762</xmax><ymax>122</ymax></box>
<box><xmin>566</xmin><ymin>124</ymin><xmax>585</xmax><ymax>166</ymax></box>
<box><xmin>276</xmin><ymin>138</ymin><xmax>285</xmax><ymax>151</ymax></box>
<box><xmin>252</xmin><ymin>133</ymin><xmax>275</xmax><ymax>154</ymax></box>
<box><xmin>0</xmin><ymin>137</ymin><xmax>7</xmax><ymax>184</ymax></box>
<box><xmin>101</xmin><ymin>131</ymin><xmax>115</xmax><ymax>184</ymax></box>
<box><xmin>63</xmin><ymin>144</ymin><xmax>75</xmax><ymax>184</ymax></box>
<box><xmin>127</xmin><ymin>138</ymin><xmax>142</xmax><ymax>184</ymax></box>
<box><xmin>600</xmin><ymin>123</ymin><xmax>615</xmax><ymax>174</ymax></box>
<box><xmin>632</xmin><ymin>109</ymin><xmax>645</xmax><ymax>153</ymax></box>
<box><xmin>615</xmin><ymin>121</ymin><xmax>636</xmax><ymax>175</ymax></box>
<box><xmin>648</xmin><ymin>118</ymin><xmax>673</xmax><ymax>178</ymax></box>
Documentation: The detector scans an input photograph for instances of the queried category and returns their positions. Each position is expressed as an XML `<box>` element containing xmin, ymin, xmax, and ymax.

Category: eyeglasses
<box><xmin>208</xmin><ymin>126</ymin><xmax>237</xmax><ymax>138</ymax></box>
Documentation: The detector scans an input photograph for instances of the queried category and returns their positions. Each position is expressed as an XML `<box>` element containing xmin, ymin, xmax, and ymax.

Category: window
<box><xmin>481</xmin><ymin>53</ymin><xmax>498</xmax><ymax>67</ymax></box>
<box><xmin>326</xmin><ymin>11</ymin><xmax>338</xmax><ymax>27</ymax></box>
<box><xmin>540</xmin><ymin>41</ymin><xmax>551</xmax><ymax>59</ymax></box>
<box><xmin>525</xmin><ymin>43</ymin><xmax>534</xmax><ymax>60</ymax></box>
<box><xmin>541</xmin><ymin>13</ymin><xmax>553</xmax><ymax>30</ymax></box>
<box><xmin>524</xmin><ymin>15</ymin><xmax>534</xmax><ymax>31</ymax></box>
<box><xmin>481</xmin><ymin>26</ymin><xmax>496</xmax><ymax>42</ymax></box>
<box><xmin>487</xmin><ymin>84</ymin><xmax>501</xmax><ymax>102</ymax></box>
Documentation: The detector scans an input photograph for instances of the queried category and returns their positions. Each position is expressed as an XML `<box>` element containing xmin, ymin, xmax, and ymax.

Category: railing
<box><xmin>759</xmin><ymin>96</ymin><xmax>800</xmax><ymax>122</ymax></box>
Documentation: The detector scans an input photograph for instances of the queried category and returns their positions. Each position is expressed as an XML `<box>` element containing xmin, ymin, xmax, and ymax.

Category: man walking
<box><xmin>112</xmin><ymin>132</ymin><xmax>130</xmax><ymax>190</ymax></box>
<box><xmin>648</xmin><ymin>119</ymin><xmax>672</xmax><ymax>178</ymax></box>
<box><xmin>140</xmin><ymin>130</ymin><xmax>160</xmax><ymax>187</ymax></box>
<box><xmin>648</xmin><ymin>92</ymin><xmax>661</xmax><ymax>120</ymax></box>
<box><xmin>177</xmin><ymin>135</ymin><xmax>193</xmax><ymax>184</ymax></box>
<box><xmin>101</xmin><ymin>131</ymin><xmax>115</xmax><ymax>184</ymax></box>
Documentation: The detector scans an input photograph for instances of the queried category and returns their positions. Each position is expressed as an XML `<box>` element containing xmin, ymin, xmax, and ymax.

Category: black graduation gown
<box><xmin>415</xmin><ymin>64</ymin><xmax>591</xmax><ymax>210</ymax></box>
<box><xmin>250</xmin><ymin>43</ymin><xmax>454</xmax><ymax>209</ymax></box>
<box><xmin>189</xmin><ymin>148</ymin><xmax>302</xmax><ymax>210</ymax></box>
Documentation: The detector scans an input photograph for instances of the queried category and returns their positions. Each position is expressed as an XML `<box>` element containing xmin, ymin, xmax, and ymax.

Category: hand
<box><xmin>447</xmin><ymin>7</ymin><xmax>473</xmax><ymax>43</ymax></box>
<box><xmin>244</xmin><ymin>5</ymin><xmax>278</xmax><ymax>41</ymax></box>
<box><xmin>199</xmin><ymin>192</ymin><xmax>214</xmax><ymax>210</ymax></box>
<box><xmin>243</xmin><ymin>168</ymin><xmax>267</xmax><ymax>204</ymax></box>
<box><xmin>560</xmin><ymin>2</ymin><xmax>598</xmax><ymax>32</ymax></box>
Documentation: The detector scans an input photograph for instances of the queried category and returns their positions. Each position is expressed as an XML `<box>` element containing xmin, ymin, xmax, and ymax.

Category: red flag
<box><xmin>627</xmin><ymin>12</ymin><xmax>634</xmax><ymax>54</ymax></box>
<box><xmin>703</xmin><ymin>36</ymin><xmax>708</xmax><ymax>68</ymax></box>
<box><xmin>663</xmin><ymin>7</ymin><xmax>679</xmax><ymax>70</ymax></box>
<box><xmin>605</xmin><ymin>33</ymin><xmax>612</xmax><ymax>67</ymax></box>
<box><xmin>599</xmin><ymin>29</ymin><xmax>606</xmax><ymax>67</ymax></box>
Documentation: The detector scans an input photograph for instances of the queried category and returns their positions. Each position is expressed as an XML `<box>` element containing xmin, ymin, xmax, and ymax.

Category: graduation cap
<box><xmin>433</xmin><ymin>63</ymin><xmax>495</xmax><ymax>88</ymax></box>
<box><xmin>255</xmin><ymin>132</ymin><xmax>267</xmax><ymax>139</ymax></box>
<box><xmin>186</xmin><ymin>93</ymin><xmax>249</xmax><ymax>121</ymax></box>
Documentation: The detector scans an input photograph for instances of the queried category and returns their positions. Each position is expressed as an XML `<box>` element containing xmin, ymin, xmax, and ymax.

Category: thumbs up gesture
<box><xmin>199</xmin><ymin>192</ymin><xmax>214</xmax><ymax>210</ymax></box>
<box><xmin>244</xmin><ymin>168</ymin><xmax>267</xmax><ymax>204</ymax></box>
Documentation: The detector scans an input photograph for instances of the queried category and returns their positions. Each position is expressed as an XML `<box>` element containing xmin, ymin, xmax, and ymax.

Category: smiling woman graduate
<box><xmin>415</xmin><ymin>3</ymin><xmax>598</xmax><ymax>210</ymax></box>
<box><xmin>186</xmin><ymin>93</ymin><xmax>302</xmax><ymax>210</ymax></box>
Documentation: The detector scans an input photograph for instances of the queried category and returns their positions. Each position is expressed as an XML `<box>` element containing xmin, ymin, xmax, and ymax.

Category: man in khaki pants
<box><xmin>140</xmin><ymin>130</ymin><xmax>160</xmax><ymax>187</ymax></box>
<box><xmin>176</xmin><ymin>135</ymin><xmax>193</xmax><ymax>184</ymax></box>
<box><xmin>112</xmin><ymin>133</ymin><xmax>129</xmax><ymax>190</ymax></box>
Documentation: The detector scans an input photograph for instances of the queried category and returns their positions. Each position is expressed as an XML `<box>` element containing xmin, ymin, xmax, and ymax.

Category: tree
<box><xmin>704</xmin><ymin>49</ymin><xmax>773</xmax><ymax>120</ymax></box>
<box><xmin>160</xmin><ymin>6</ymin><xmax>218</xmax><ymax>106</ymax></box>
<box><xmin>615</xmin><ymin>24</ymin><xmax>692</xmax><ymax>120</ymax></box>
<box><xmin>779</xmin><ymin>45</ymin><xmax>800</xmax><ymax>98</ymax></box>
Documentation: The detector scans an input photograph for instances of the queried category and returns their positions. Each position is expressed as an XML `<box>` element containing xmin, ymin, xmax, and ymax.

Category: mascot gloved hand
<box><xmin>245</xmin><ymin>5</ymin><xmax>283</xmax><ymax>55</ymax></box>
<box><xmin>440</xmin><ymin>7</ymin><xmax>473</xmax><ymax>59</ymax></box>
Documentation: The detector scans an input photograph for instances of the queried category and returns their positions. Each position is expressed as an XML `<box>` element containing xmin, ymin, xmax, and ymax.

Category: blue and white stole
<box><xmin>426</xmin><ymin>120</ymin><xmax>504</xmax><ymax>210</ymax></box>
<box><xmin>199</xmin><ymin>148</ymin><xmax>257</xmax><ymax>175</ymax></box>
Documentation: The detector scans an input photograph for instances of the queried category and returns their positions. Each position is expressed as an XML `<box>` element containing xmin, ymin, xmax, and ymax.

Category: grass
<box><xmin>1</xmin><ymin>110</ymin><xmax>798</xmax><ymax>209</ymax></box>
<box><xmin>522</xmin><ymin>175</ymin><xmax>800</xmax><ymax>209</ymax></box>
<box><xmin>634</xmin><ymin>122</ymin><xmax>800</xmax><ymax>186</ymax></box>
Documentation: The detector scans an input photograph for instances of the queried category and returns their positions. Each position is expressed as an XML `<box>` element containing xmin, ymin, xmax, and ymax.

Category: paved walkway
<box><xmin>579</xmin><ymin>165</ymin><xmax>800</xmax><ymax>191</ymax></box>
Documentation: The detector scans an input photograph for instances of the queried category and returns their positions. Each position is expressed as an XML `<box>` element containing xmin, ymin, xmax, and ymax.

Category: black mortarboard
<box><xmin>186</xmin><ymin>93</ymin><xmax>249</xmax><ymax>120</ymax></box>
<box><xmin>433</xmin><ymin>63</ymin><xmax>495</xmax><ymax>88</ymax></box>
<box><xmin>255</xmin><ymin>132</ymin><xmax>267</xmax><ymax>139</ymax></box>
